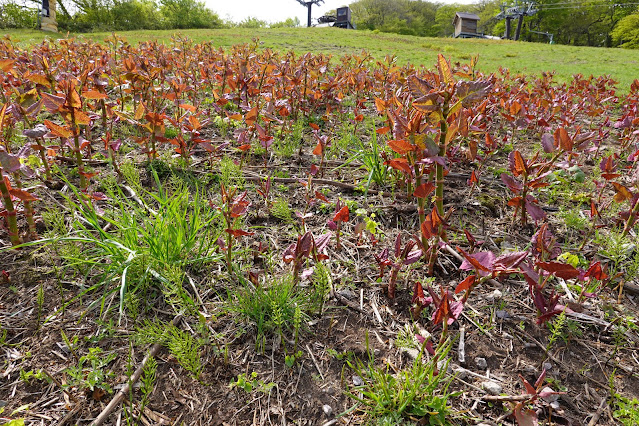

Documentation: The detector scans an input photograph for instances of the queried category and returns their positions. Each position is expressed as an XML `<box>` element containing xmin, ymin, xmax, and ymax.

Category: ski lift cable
<box><xmin>541</xmin><ymin>3</ymin><xmax>639</xmax><ymax>9</ymax></box>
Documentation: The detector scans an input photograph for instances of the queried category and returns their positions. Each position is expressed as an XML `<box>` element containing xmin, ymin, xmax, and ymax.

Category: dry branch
<box><xmin>90</xmin><ymin>314</ymin><xmax>182</xmax><ymax>426</ymax></box>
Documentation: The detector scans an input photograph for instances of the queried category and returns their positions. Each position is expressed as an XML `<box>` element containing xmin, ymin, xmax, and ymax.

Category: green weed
<box><xmin>346</xmin><ymin>339</ymin><xmax>456</xmax><ymax>424</ymax></box>
<box><xmin>135</xmin><ymin>320</ymin><xmax>205</xmax><ymax>379</ymax></box>
<box><xmin>228</xmin><ymin>274</ymin><xmax>311</xmax><ymax>353</ymax></box>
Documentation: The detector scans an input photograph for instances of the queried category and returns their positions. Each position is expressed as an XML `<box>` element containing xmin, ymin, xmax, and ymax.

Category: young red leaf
<box><xmin>385</xmin><ymin>158</ymin><xmax>413</xmax><ymax>175</ymax></box>
<box><xmin>433</xmin><ymin>289</ymin><xmax>451</xmax><ymax>325</ymax></box>
<box><xmin>225</xmin><ymin>229</ymin><xmax>254</xmax><ymax>237</ymax></box>
<box><xmin>312</xmin><ymin>142</ymin><xmax>323</xmax><ymax>156</ymax></box>
<box><xmin>468</xmin><ymin>170</ymin><xmax>479</xmax><ymax>185</ymax></box>
<box><xmin>493</xmin><ymin>251</ymin><xmax>529</xmax><ymax>271</ymax></box>
<box><xmin>455</xmin><ymin>275</ymin><xmax>476</xmax><ymax>294</ymax></box>
<box><xmin>458</xmin><ymin>247</ymin><xmax>494</xmax><ymax>274</ymax></box>
<box><xmin>501</xmin><ymin>173</ymin><xmax>522</xmax><ymax>193</ymax></box>
<box><xmin>514</xmin><ymin>404</ymin><xmax>539</xmax><ymax>426</ymax></box>
<box><xmin>590</xmin><ymin>199</ymin><xmax>599</xmax><ymax>218</ymax></box>
<box><xmin>541</xmin><ymin>133</ymin><xmax>554</xmax><ymax>153</ymax></box>
<box><xmin>403</xmin><ymin>248</ymin><xmax>423</xmax><ymax>265</ymax></box>
<box><xmin>314</xmin><ymin>191</ymin><xmax>329</xmax><ymax>202</ymax></box>
<box><xmin>83</xmin><ymin>90</ymin><xmax>108</xmax><ymax>100</ymax></box>
<box><xmin>413</xmin><ymin>182</ymin><xmax>435</xmax><ymax>199</ymax></box>
<box><xmin>584</xmin><ymin>261</ymin><xmax>607</xmax><ymax>281</ymax></box>
<box><xmin>612</xmin><ymin>182</ymin><xmax>633</xmax><ymax>203</ymax></box>
<box><xmin>309</xmin><ymin>122</ymin><xmax>320</xmax><ymax>131</ymax></box>
<box><xmin>387</xmin><ymin>139</ymin><xmax>414</xmax><ymax>155</ymax></box>
<box><xmin>44</xmin><ymin>120</ymin><xmax>72</xmax><ymax>138</ymax></box>
<box><xmin>8</xmin><ymin>188</ymin><xmax>38</xmax><ymax>202</ymax></box>
<box><xmin>554</xmin><ymin>127</ymin><xmax>572</xmax><ymax>152</ymax></box>
<box><xmin>437</xmin><ymin>54</ymin><xmax>454</xmax><ymax>84</ymax></box>
<box><xmin>333</xmin><ymin>205</ymin><xmax>349</xmax><ymax>222</ymax></box>
<box><xmin>245</xmin><ymin>107</ymin><xmax>258</xmax><ymax>126</ymax></box>
<box><xmin>412</xmin><ymin>281</ymin><xmax>432</xmax><ymax>307</ymax></box>
<box><xmin>536</xmin><ymin>261</ymin><xmax>580</xmax><ymax>279</ymax></box>
<box><xmin>511</xmin><ymin>151</ymin><xmax>527</xmax><ymax>177</ymax></box>
<box><xmin>519</xmin><ymin>375</ymin><xmax>537</xmax><ymax>395</ymax></box>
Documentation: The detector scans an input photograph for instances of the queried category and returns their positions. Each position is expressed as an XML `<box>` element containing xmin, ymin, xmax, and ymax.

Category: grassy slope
<box><xmin>4</xmin><ymin>27</ymin><xmax>639</xmax><ymax>89</ymax></box>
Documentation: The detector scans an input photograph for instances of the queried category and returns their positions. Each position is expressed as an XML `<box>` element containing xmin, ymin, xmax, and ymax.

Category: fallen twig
<box><xmin>586</xmin><ymin>397</ymin><xmax>608</xmax><ymax>426</ymax></box>
<box><xmin>482</xmin><ymin>394</ymin><xmax>532</xmax><ymax>402</ymax></box>
<box><xmin>90</xmin><ymin>314</ymin><xmax>182</xmax><ymax>426</ymax></box>
<box><xmin>305</xmin><ymin>344</ymin><xmax>325</xmax><ymax>381</ymax></box>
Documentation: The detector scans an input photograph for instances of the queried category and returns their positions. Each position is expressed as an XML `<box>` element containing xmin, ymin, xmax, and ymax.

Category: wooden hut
<box><xmin>452</xmin><ymin>12</ymin><xmax>480</xmax><ymax>38</ymax></box>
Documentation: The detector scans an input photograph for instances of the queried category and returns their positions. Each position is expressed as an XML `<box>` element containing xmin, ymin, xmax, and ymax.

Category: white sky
<box><xmin>207</xmin><ymin>0</ymin><xmax>350</xmax><ymax>24</ymax></box>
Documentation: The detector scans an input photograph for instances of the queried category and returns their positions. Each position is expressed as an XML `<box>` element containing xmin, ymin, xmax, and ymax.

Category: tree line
<box><xmin>347</xmin><ymin>0</ymin><xmax>639</xmax><ymax>48</ymax></box>
<box><xmin>1</xmin><ymin>0</ymin><xmax>639</xmax><ymax>48</ymax></box>
<box><xmin>0</xmin><ymin>0</ymin><xmax>300</xmax><ymax>32</ymax></box>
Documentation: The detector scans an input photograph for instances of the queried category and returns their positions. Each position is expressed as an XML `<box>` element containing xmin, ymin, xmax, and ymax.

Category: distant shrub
<box><xmin>613</xmin><ymin>13</ymin><xmax>639</xmax><ymax>49</ymax></box>
<box><xmin>0</xmin><ymin>2</ymin><xmax>39</xmax><ymax>29</ymax></box>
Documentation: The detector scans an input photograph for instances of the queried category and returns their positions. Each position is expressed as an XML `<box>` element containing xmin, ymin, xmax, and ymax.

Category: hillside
<box><xmin>4</xmin><ymin>27</ymin><xmax>639</xmax><ymax>89</ymax></box>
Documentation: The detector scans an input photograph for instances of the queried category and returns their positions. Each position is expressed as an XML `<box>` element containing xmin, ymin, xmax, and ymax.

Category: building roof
<box><xmin>454</xmin><ymin>12</ymin><xmax>480</xmax><ymax>21</ymax></box>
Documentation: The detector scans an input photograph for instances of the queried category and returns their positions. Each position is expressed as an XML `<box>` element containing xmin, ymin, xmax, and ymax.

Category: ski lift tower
<box><xmin>495</xmin><ymin>1</ymin><xmax>539</xmax><ymax>40</ymax></box>
<box><xmin>296</xmin><ymin>0</ymin><xmax>324</xmax><ymax>28</ymax></box>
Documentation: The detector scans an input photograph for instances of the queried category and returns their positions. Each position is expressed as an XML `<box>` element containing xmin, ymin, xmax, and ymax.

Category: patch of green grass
<box><xmin>26</xmin><ymin>175</ymin><xmax>223</xmax><ymax>319</ymax></box>
<box><xmin>228</xmin><ymin>274</ymin><xmax>311</xmax><ymax>353</ymax></box>
<box><xmin>270</xmin><ymin>197</ymin><xmax>293</xmax><ymax>223</ymax></box>
<box><xmin>3</xmin><ymin>27</ymin><xmax>639</xmax><ymax>89</ymax></box>
<box><xmin>135</xmin><ymin>320</ymin><xmax>205</xmax><ymax>379</ymax></box>
<box><xmin>346</xmin><ymin>338</ymin><xmax>456</xmax><ymax>425</ymax></box>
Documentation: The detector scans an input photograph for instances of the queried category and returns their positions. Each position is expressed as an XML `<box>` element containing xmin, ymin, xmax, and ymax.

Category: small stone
<box><xmin>543</xmin><ymin>362</ymin><xmax>553</xmax><ymax>371</ymax></box>
<box><xmin>475</xmin><ymin>357</ymin><xmax>488</xmax><ymax>370</ymax></box>
<box><xmin>453</xmin><ymin>367</ymin><xmax>469</xmax><ymax>380</ymax></box>
<box><xmin>339</xmin><ymin>289</ymin><xmax>356</xmax><ymax>300</ymax></box>
<box><xmin>487</xmin><ymin>289</ymin><xmax>503</xmax><ymax>301</ymax></box>
<box><xmin>502</xmin><ymin>332</ymin><xmax>514</xmax><ymax>340</ymax></box>
<box><xmin>523</xmin><ymin>364</ymin><xmax>537</xmax><ymax>375</ymax></box>
<box><xmin>496</xmin><ymin>310</ymin><xmax>510</xmax><ymax>319</ymax></box>
<box><xmin>402</xmin><ymin>348</ymin><xmax>419</xmax><ymax>359</ymax></box>
<box><xmin>352</xmin><ymin>375</ymin><xmax>363</xmax><ymax>386</ymax></box>
<box><xmin>482</xmin><ymin>381</ymin><xmax>503</xmax><ymax>395</ymax></box>
<box><xmin>541</xmin><ymin>387</ymin><xmax>559</xmax><ymax>403</ymax></box>
<box><xmin>322</xmin><ymin>404</ymin><xmax>332</xmax><ymax>416</ymax></box>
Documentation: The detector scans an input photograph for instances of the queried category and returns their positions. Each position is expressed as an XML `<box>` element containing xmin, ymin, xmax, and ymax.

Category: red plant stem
<box><xmin>388</xmin><ymin>267</ymin><xmax>400</xmax><ymax>299</ymax></box>
<box><xmin>15</xmin><ymin>178</ymin><xmax>37</xmax><ymax>241</ymax></box>
<box><xmin>622</xmin><ymin>198</ymin><xmax>639</xmax><ymax>237</ymax></box>
<box><xmin>70</xmin><ymin>108</ymin><xmax>87</xmax><ymax>189</ymax></box>
<box><xmin>520</xmin><ymin>173</ymin><xmax>529</xmax><ymax>226</ymax></box>
<box><xmin>0</xmin><ymin>171</ymin><xmax>20</xmax><ymax>247</ymax></box>
<box><xmin>427</xmin><ymin>119</ymin><xmax>448</xmax><ymax>275</ymax></box>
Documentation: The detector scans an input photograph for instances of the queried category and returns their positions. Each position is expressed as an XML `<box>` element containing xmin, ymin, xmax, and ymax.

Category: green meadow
<box><xmin>4</xmin><ymin>26</ymin><xmax>639</xmax><ymax>89</ymax></box>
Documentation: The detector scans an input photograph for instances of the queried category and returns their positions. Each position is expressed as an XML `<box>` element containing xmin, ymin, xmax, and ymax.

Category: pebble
<box><xmin>453</xmin><ymin>367</ymin><xmax>469</xmax><ymax>380</ymax></box>
<box><xmin>496</xmin><ymin>310</ymin><xmax>510</xmax><ymax>319</ymax></box>
<box><xmin>475</xmin><ymin>357</ymin><xmax>488</xmax><ymax>370</ymax></box>
<box><xmin>540</xmin><ymin>387</ymin><xmax>559</xmax><ymax>403</ymax></box>
<box><xmin>352</xmin><ymin>375</ymin><xmax>363</xmax><ymax>386</ymax></box>
<box><xmin>482</xmin><ymin>381</ymin><xmax>503</xmax><ymax>395</ymax></box>
<box><xmin>487</xmin><ymin>289</ymin><xmax>503</xmax><ymax>301</ymax></box>
<box><xmin>322</xmin><ymin>404</ymin><xmax>333</xmax><ymax>416</ymax></box>
<box><xmin>543</xmin><ymin>362</ymin><xmax>553</xmax><ymax>371</ymax></box>
<box><xmin>523</xmin><ymin>364</ymin><xmax>537</xmax><ymax>375</ymax></box>
<box><xmin>339</xmin><ymin>289</ymin><xmax>356</xmax><ymax>300</ymax></box>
